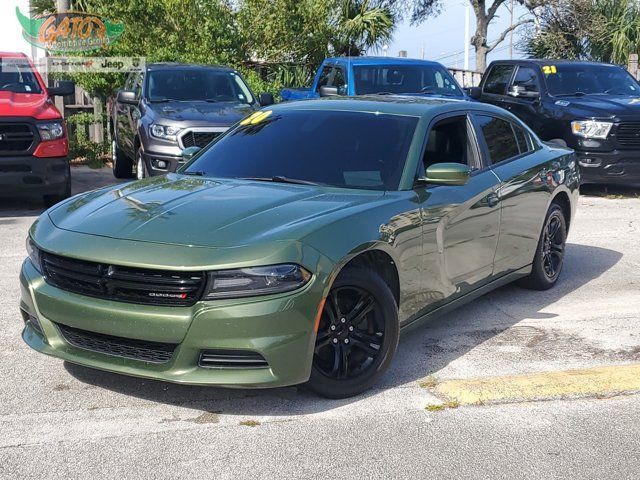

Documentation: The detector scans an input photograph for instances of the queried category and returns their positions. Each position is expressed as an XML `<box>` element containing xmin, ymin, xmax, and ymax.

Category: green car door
<box><xmin>413</xmin><ymin>112</ymin><xmax>502</xmax><ymax>317</ymax></box>
<box><xmin>472</xmin><ymin>112</ymin><xmax>555</xmax><ymax>276</ymax></box>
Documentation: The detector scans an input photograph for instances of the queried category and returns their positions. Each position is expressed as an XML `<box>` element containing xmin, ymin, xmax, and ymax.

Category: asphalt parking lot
<box><xmin>1</xmin><ymin>167</ymin><xmax>639</xmax><ymax>479</ymax></box>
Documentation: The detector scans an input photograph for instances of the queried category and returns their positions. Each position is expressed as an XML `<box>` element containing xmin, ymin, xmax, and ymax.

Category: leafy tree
<box><xmin>524</xmin><ymin>0</ymin><xmax>640</xmax><ymax>65</ymax></box>
<box><xmin>332</xmin><ymin>0</ymin><xmax>396</xmax><ymax>56</ymax></box>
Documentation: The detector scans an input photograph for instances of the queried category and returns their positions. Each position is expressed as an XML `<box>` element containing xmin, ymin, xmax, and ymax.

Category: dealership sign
<box><xmin>16</xmin><ymin>7</ymin><xmax>124</xmax><ymax>53</ymax></box>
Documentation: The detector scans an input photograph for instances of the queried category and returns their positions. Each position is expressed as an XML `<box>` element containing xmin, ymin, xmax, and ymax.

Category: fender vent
<box><xmin>199</xmin><ymin>350</ymin><xmax>269</xmax><ymax>369</ymax></box>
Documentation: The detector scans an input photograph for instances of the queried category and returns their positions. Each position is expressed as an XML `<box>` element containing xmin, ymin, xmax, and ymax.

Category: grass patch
<box><xmin>239</xmin><ymin>420</ymin><xmax>261</xmax><ymax>427</ymax></box>
<box><xmin>425</xmin><ymin>404</ymin><xmax>445</xmax><ymax>411</ymax></box>
<box><xmin>420</xmin><ymin>375</ymin><xmax>438</xmax><ymax>389</ymax></box>
<box><xmin>425</xmin><ymin>400</ymin><xmax>460</xmax><ymax>411</ymax></box>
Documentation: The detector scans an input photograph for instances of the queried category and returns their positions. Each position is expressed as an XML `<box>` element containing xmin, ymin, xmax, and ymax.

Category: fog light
<box><xmin>152</xmin><ymin>159</ymin><xmax>168</xmax><ymax>169</ymax></box>
<box><xmin>21</xmin><ymin>309</ymin><xmax>43</xmax><ymax>334</ymax></box>
<box><xmin>578</xmin><ymin>158</ymin><xmax>602</xmax><ymax>168</ymax></box>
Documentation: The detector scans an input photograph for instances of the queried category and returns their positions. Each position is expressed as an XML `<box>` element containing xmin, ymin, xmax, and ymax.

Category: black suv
<box><xmin>471</xmin><ymin>60</ymin><xmax>640</xmax><ymax>186</ymax></box>
<box><xmin>110</xmin><ymin>63</ymin><xmax>273</xmax><ymax>179</ymax></box>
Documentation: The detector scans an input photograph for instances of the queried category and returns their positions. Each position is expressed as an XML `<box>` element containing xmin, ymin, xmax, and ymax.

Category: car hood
<box><xmin>48</xmin><ymin>174</ymin><xmax>384</xmax><ymax>248</ymax></box>
<box><xmin>147</xmin><ymin>100</ymin><xmax>255</xmax><ymax>126</ymax></box>
<box><xmin>553</xmin><ymin>95</ymin><xmax>640</xmax><ymax>118</ymax></box>
<box><xmin>0</xmin><ymin>91</ymin><xmax>62</xmax><ymax>120</ymax></box>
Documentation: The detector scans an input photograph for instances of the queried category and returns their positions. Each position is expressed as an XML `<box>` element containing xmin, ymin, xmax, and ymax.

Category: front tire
<box><xmin>43</xmin><ymin>165</ymin><xmax>71</xmax><ymax>208</ymax></box>
<box><xmin>518</xmin><ymin>203</ymin><xmax>567</xmax><ymax>290</ymax></box>
<box><xmin>136</xmin><ymin>149</ymin><xmax>145</xmax><ymax>180</ymax></box>
<box><xmin>305</xmin><ymin>268</ymin><xmax>399</xmax><ymax>399</ymax></box>
<box><xmin>112</xmin><ymin>139</ymin><xmax>134</xmax><ymax>179</ymax></box>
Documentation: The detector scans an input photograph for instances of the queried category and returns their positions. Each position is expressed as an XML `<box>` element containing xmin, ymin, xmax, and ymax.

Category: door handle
<box><xmin>486</xmin><ymin>192</ymin><xmax>500</xmax><ymax>208</ymax></box>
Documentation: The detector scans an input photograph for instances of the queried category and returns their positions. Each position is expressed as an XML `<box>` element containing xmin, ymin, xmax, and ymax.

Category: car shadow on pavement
<box><xmin>63</xmin><ymin>242</ymin><xmax>623</xmax><ymax>415</ymax></box>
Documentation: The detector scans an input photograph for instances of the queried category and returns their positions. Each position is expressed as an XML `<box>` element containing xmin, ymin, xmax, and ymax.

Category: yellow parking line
<box><xmin>426</xmin><ymin>364</ymin><xmax>640</xmax><ymax>406</ymax></box>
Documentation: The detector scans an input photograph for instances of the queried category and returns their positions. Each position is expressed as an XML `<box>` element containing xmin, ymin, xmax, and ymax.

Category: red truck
<box><xmin>0</xmin><ymin>52</ymin><xmax>74</xmax><ymax>206</ymax></box>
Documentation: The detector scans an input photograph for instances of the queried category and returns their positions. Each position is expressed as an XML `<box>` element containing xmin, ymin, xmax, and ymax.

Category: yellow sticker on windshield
<box><xmin>240</xmin><ymin>110</ymin><xmax>272</xmax><ymax>126</ymax></box>
<box><xmin>542</xmin><ymin>65</ymin><xmax>557</xmax><ymax>75</ymax></box>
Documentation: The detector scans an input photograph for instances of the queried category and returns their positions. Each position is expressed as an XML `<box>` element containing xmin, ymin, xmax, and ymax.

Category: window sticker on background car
<box><xmin>542</xmin><ymin>65</ymin><xmax>557</xmax><ymax>75</ymax></box>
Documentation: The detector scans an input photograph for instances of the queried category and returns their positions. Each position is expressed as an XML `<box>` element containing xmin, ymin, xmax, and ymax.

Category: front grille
<box><xmin>180</xmin><ymin>130</ymin><xmax>225</xmax><ymax>149</ymax></box>
<box><xmin>199</xmin><ymin>350</ymin><xmax>269</xmax><ymax>369</ymax></box>
<box><xmin>41</xmin><ymin>252</ymin><xmax>206</xmax><ymax>307</ymax></box>
<box><xmin>0</xmin><ymin>123</ymin><xmax>36</xmax><ymax>155</ymax></box>
<box><xmin>614</xmin><ymin>122</ymin><xmax>640</xmax><ymax>148</ymax></box>
<box><xmin>57</xmin><ymin>322</ymin><xmax>177</xmax><ymax>363</ymax></box>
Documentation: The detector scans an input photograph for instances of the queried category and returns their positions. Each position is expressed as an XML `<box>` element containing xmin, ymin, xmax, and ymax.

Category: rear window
<box><xmin>184</xmin><ymin>110</ymin><xmax>419</xmax><ymax>190</ymax></box>
<box><xmin>354</xmin><ymin>65</ymin><xmax>463</xmax><ymax>97</ymax></box>
<box><xmin>483</xmin><ymin>65</ymin><xmax>514</xmax><ymax>95</ymax></box>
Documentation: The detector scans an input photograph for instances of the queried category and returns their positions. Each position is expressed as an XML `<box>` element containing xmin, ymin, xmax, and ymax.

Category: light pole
<box><xmin>463</xmin><ymin>5</ymin><xmax>470</xmax><ymax>70</ymax></box>
<box><xmin>56</xmin><ymin>0</ymin><xmax>70</xmax><ymax>13</ymax></box>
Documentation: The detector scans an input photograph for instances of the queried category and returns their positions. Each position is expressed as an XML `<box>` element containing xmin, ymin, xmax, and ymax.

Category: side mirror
<box><xmin>468</xmin><ymin>86</ymin><xmax>481</xmax><ymax>100</ymax></box>
<box><xmin>259</xmin><ymin>92</ymin><xmax>274</xmax><ymax>106</ymax></box>
<box><xmin>117</xmin><ymin>89</ymin><xmax>138</xmax><ymax>105</ymax></box>
<box><xmin>507</xmin><ymin>85</ymin><xmax>539</xmax><ymax>99</ymax></box>
<box><xmin>417</xmin><ymin>163</ymin><xmax>471</xmax><ymax>187</ymax></box>
<box><xmin>319</xmin><ymin>85</ymin><xmax>338</xmax><ymax>97</ymax></box>
<box><xmin>181</xmin><ymin>146</ymin><xmax>201</xmax><ymax>162</ymax></box>
<box><xmin>48</xmin><ymin>80</ymin><xmax>75</xmax><ymax>97</ymax></box>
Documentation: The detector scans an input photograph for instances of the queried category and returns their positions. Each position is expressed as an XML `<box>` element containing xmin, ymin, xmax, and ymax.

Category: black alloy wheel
<box><xmin>518</xmin><ymin>202</ymin><xmax>567</xmax><ymax>291</ymax></box>
<box><xmin>541</xmin><ymin>210</ymin><xmax>565</xmax><ymax>280</ymax></box>
<box><xmin>306</xmin><ymin>268</ymin><xmax>399</xmax><ymax>398</ymax></box>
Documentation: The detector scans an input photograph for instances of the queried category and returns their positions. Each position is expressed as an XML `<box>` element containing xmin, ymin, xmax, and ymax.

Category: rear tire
<box><xmin>112</xmin><ymin>139</ymin><xmax>134</xmax><ymax>179</ymax></box>
<box><xmin>518</xmin><ymin>202</ymin><xmax>567</xmax><ymax>290</ymax></box>
<box><xmin>305</xmin><ymin>267</ymin><xmax>399</xmax><ymax>399</ymax></box>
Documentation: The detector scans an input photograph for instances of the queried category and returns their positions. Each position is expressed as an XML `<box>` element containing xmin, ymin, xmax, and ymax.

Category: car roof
<box><xmin>270</xmin><ymin>95</ymin><xmax>507</xmax><ymax>118</ymax></box>
<box><xmin>325</xmin><ymin>56</ymin><xmax>445</xmax><ymax>68</ymax></box>
<box><xmin>0</xmin><ymin>52</ymin><xmax>28</xmax><ymax>58</ymax></box>
<box><xmin>146</xmin><ymin>62</ymin><xmax>236</xmax><ymax>71</ymax></box>
<box><xmin>489</xmin><ymin>59</ymin><xmax>622</xmax><ymax>69</ymax></box>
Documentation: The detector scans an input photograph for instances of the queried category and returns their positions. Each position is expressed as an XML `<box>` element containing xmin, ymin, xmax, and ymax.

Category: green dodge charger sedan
<box><xmin>20</xmin><ymin>97</ymin><xmax>579</xmax><ymax>398</ymax></box>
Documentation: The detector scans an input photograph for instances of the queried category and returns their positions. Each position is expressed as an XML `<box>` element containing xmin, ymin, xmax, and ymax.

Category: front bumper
<box><xmin>20</xmin><ymin>259</ymin><xmax>323</xmax><ymax>388</ymax></box>
<box><xmin>0</xmin><ymin>155</ymin><xmax>69</xmax><ymax>196</ymax></box>
<box><xmin>576</xmin><ymin>150</ymin><xmax>640</xmax><ymax>186</ymax></box>
<box><xmin>140</xmin><ymin>150</ymin><xmax>183</xmax><ymax>177</ymax></box>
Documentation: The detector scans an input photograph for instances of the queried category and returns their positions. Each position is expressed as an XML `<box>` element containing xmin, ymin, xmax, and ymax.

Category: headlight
<box><xmin>204</xmin><ymin>264</ymin><xmax>311</xmax><ymax>300</ymax></box>
<box><xmin>150</xmin><ymin>124</ymin><xmax>183</xmax><ymax>142</ymax></box>
<box><xmin>26</xmin><ymin>237</ymin><xmax>41</xmax><ymax>273</ymax></box>
<box><xmin>37</xmin><ymin>121</ymin><xmax>65</xmax><ymax>141</ymax></box>
<box><xmin>571</xmin><ymin>120</ymin><xmax>613</xmax><ymax>139</ymax></box>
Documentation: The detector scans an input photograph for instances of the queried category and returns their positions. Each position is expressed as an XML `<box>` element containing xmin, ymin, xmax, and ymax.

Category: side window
<box><xmin>475</xmin><ymin>115</ymin><xmax>520</xmax><ymax>164</ymax></box>
<box><xmin>315</xmin><ymin>65</ymin><xmax>332</xmax><ymax>92</ymax></box>
<box><xmin>332</xmin><ymin>67</ymin><xmax>347</xmax><ymax>95</ymax></box>
<box><xmin>513</xmin><ymin>123</ymin><xmax>532</xmax><ymax>154</ymax></box>
<box><xmin>511</xmin><ymin>67</ymin><xmax>541</xmax><ymax>94</ymax></box>
<box><xmin>132</xmin><ymin>73</ymin><xmax>143</xmax><ymax>100</ymax></box>
<box><xmin>422</xmin><ymin>115</ymin><xmax>479</xmax><ymax>173</ymax></box>
<box><xmin>483</xmin><ymin>65</ymin><xmax>515</xmax><ymax>95</ymax></box>
<box><xmin>124</xmin><ymin>72</ymin><xmax>135</xmax><ymax>91</ymax></box>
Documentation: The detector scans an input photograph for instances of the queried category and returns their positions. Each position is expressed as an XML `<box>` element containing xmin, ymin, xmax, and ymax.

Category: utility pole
<box><xmin>463</xmin><ymin>5</ymin><xmax>470</xmax><ymax>70</ymax></box>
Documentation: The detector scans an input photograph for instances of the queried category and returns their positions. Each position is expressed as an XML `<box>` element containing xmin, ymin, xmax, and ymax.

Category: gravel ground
<box><xmin>1</xmin><ymin>167</ymin><xmax>639</xmax><ymax>479</ymax></box>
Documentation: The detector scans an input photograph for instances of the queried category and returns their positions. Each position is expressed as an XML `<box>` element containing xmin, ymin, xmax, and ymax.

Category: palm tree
<box><xmin>332</xmin><ymin>0</ymin><xmax>396</xmax><ymax>56</ymax></box>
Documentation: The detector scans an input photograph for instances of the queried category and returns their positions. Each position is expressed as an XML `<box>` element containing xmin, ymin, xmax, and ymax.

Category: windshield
<box><xmin>0</xmin><ymin>58</ymin><xmax>42</xmax><ymax>94</ymax></box>
<box><xmin>544</xmin><ymin>64</ymin><xmax>640</xmax><ymax>96</ymax></box>
<box><xmin>183</xmin><ymin>110</ymin><xmax>418</xmax><ymax>190</ymax></box>
<box><xmin>147</xmin><ymin>69</ymin><xmax>254</xmax><ymax>103</ymax></box>
<box><xmin>354</xmin><ymin>64</ymin><xmax>464</xmax><ymax>97</ymax></box>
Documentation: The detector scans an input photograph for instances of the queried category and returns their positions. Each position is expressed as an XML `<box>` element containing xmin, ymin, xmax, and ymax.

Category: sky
<box><xmin>385</xmin><ymin>1</ymin><xmax>531</xmax><ymax>70</ymax></box>
<box><xmin>0</xmin><ymin>0</ymin><xmax>530</xmax><ymax>71</ymax></box>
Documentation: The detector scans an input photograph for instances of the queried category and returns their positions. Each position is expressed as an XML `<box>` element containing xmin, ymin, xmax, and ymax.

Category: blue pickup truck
<box><xmin>281</xmin><ymin>56</ymin><xmax>466</xmax><ymax>101</ymax></box>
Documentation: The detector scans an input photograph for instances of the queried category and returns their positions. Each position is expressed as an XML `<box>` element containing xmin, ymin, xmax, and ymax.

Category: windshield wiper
<box><xmin>555</xmin><ymin>92</ymin><xmax>588</xmax><ymax>97</ymax></box>
<box><xmin>183</xmin><ymin>170</ymin><xmax>205</xmax><ymax>176</ymax></box>
<box><xmin>239</xmin><ymin>175</ymin><xmax>322</xmax><ymax>186</ymax></box>
<box><xmin>148</xmin><ymin>97</ymin><xmax>173</xmax><ymax>103</ymax></box>
<box><xmin>204</xmin><ymin>98</ymin><xmax>219</xmax><ymax>103</ymax></box>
